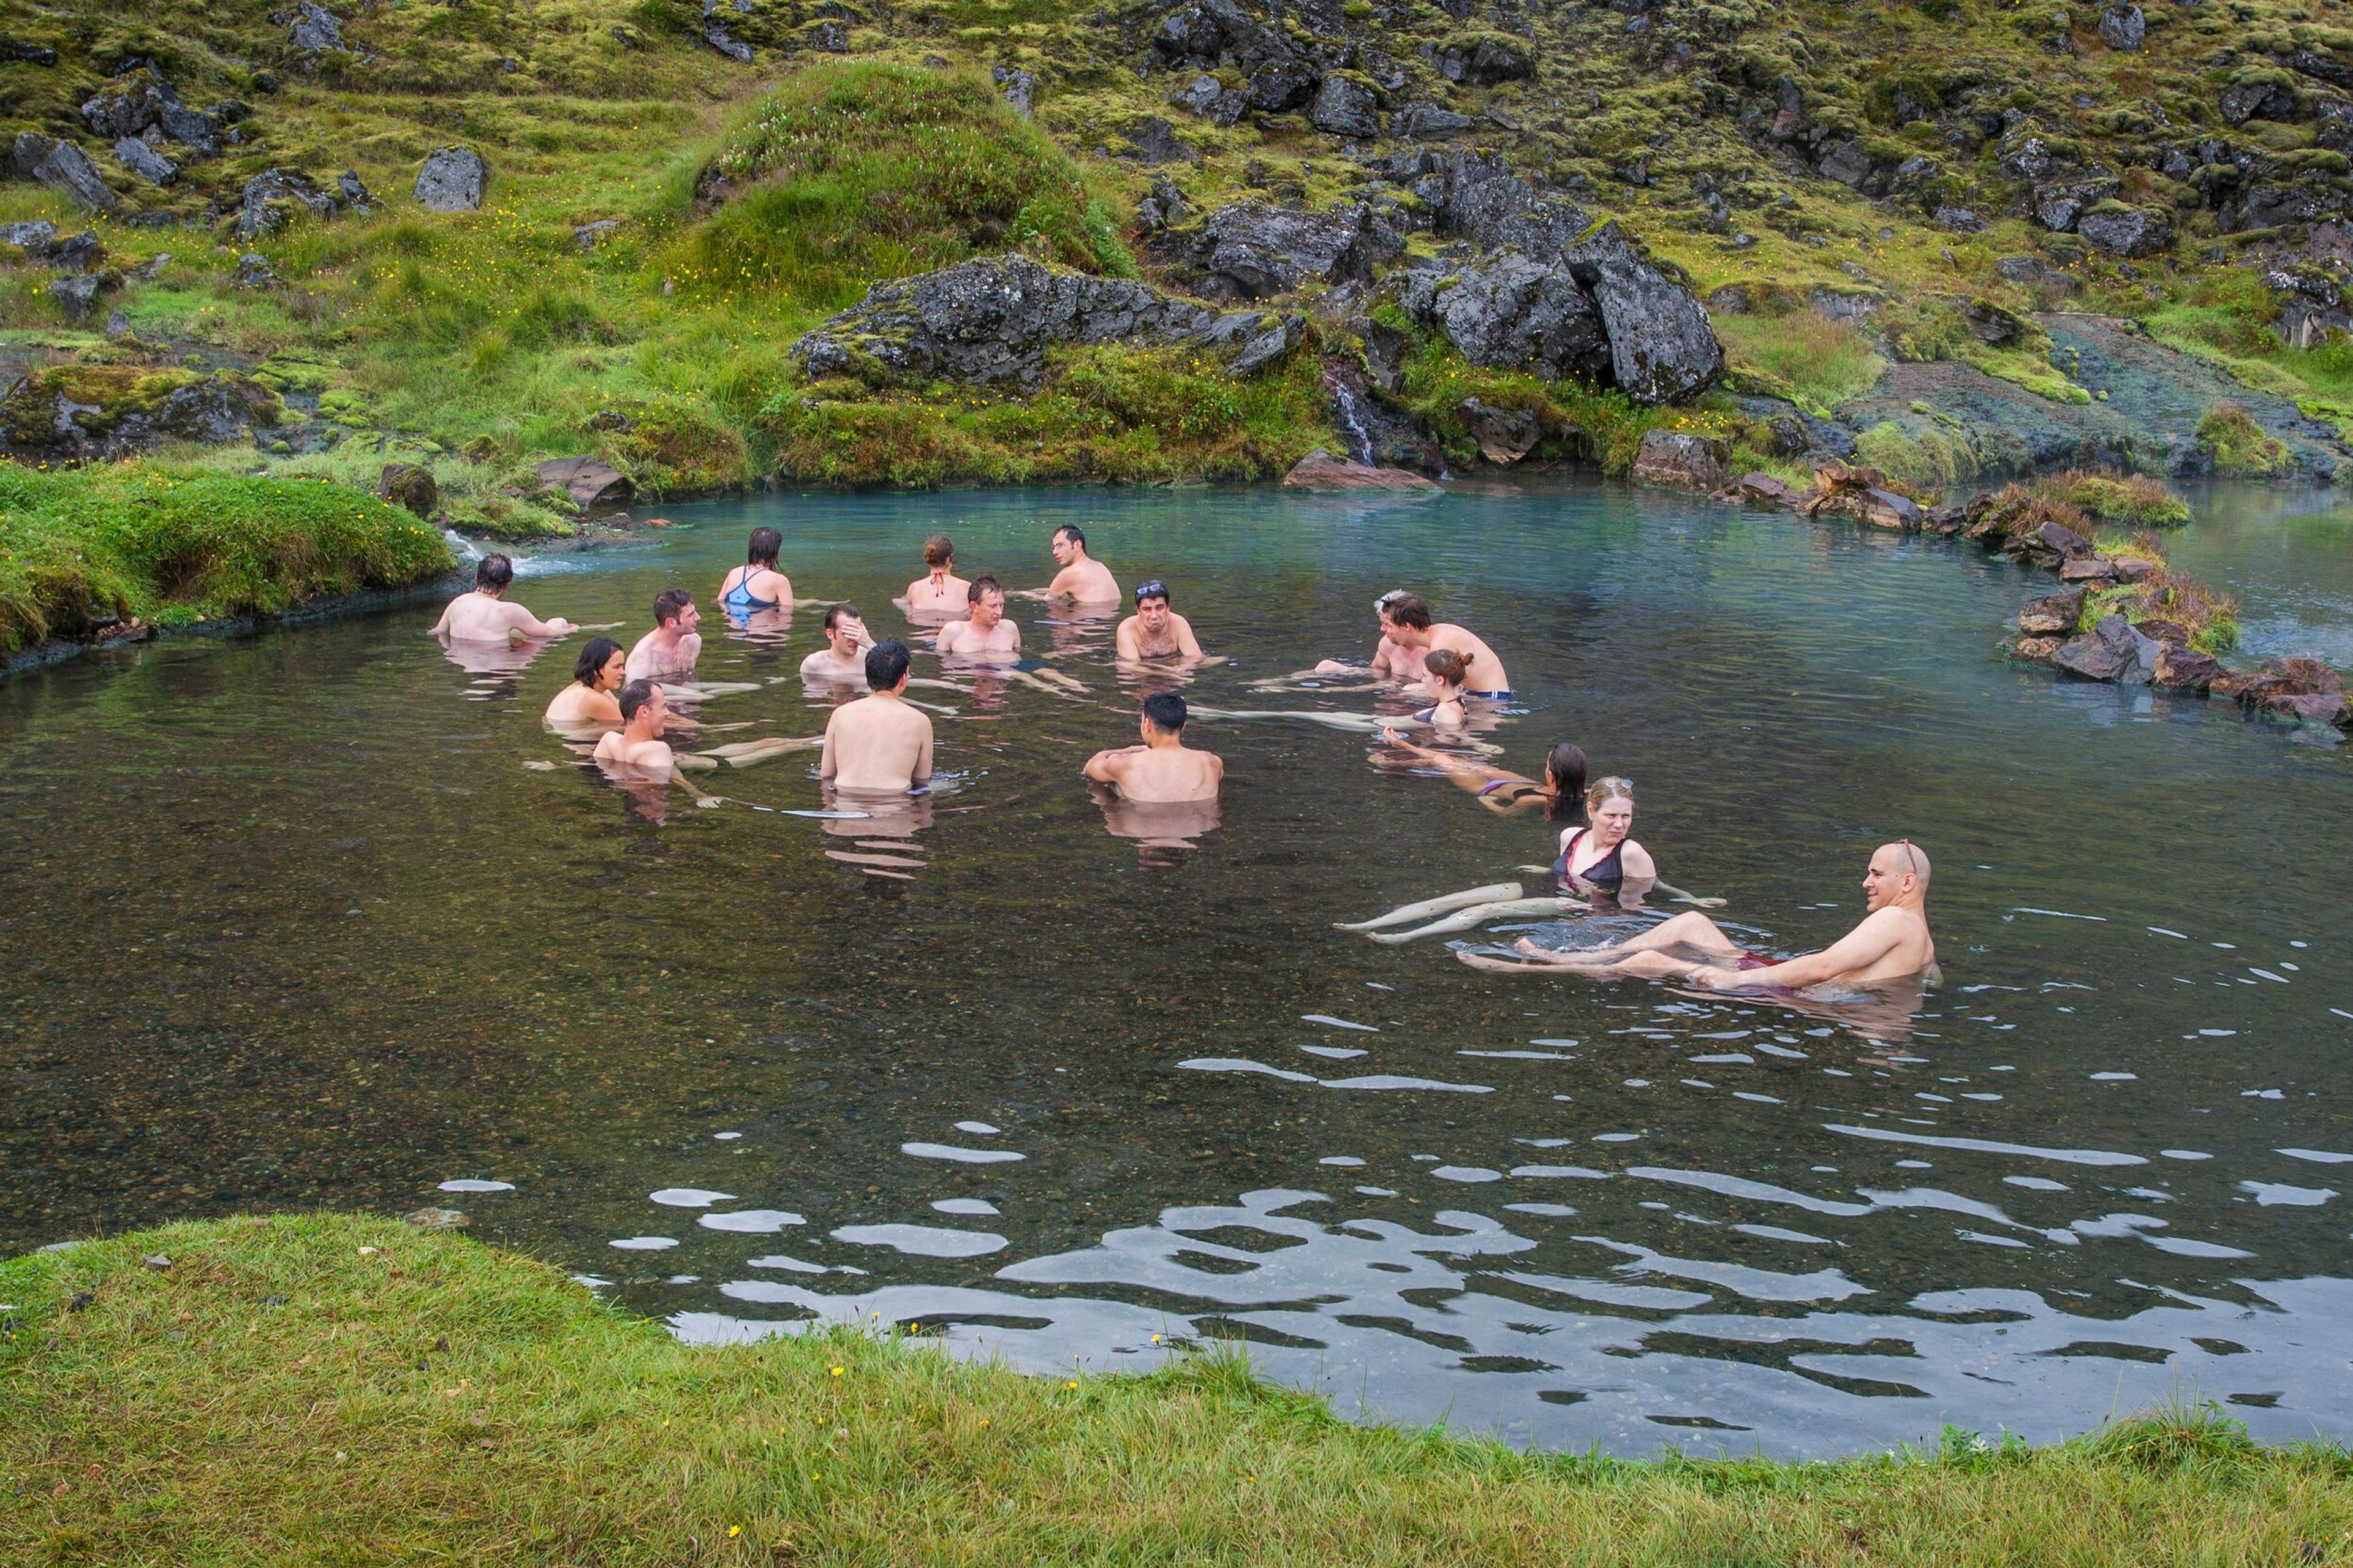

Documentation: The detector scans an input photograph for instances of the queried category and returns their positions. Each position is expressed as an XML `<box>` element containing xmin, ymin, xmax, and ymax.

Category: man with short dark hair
<box><xmin>936</xmin><ymin>574</ymin><xmax>1021</xmax><ymax>658</ymax></box>
<box><xmin>593</xmin><ymin>680</ymin><xmax>675</xmax><ymax>772</ymax></box>
<box><xmin>820</xmin><ymin>638</ymin><xmax>934</xmax><ymax>792</ymax></box>
<box><xmin>1084</xmin><ymin>691</ymin><xmax>1223</xmax><ymax>802</ymax></box>
<box><xmin>1379</xmin><ymin>592</ymin><xmax>1510</xmax><ymax>695</ymax></box>
<box><xmin>626</xmin><ymin>588</ymin><xmax>702</xmax><ymax>680</ymax></box>
<box><xmin>1039</xmin><ymin>524</ymin><xmax>1121</xmax><ymax>605</ymax></box>
<box><xmin>1115</xmin><ymin>579</ymin><xmax>1206</xmax><ymax>661</ymax></box>
<box><xmin>800</xmin><ymin>602</ymin><xmax>873</xmax><ymax>683</ymax></box>
<box><xmin>430</xmin><ymin>554</ymin><xmax>576</xmax><ymax>643</ymax></box>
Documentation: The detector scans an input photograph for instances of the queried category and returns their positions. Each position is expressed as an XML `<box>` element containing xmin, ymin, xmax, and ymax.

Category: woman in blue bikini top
<box><xmin>719</xmin><ymin>526</ymin><xmax>794</xmax><ymax>615</ymax></box>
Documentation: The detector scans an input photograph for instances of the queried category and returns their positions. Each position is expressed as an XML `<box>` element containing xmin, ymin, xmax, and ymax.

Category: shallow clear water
<box><xmin>4</xmin><ymin>479</ymin><xmax>2349</xmax><ymax>1459</ymax></box>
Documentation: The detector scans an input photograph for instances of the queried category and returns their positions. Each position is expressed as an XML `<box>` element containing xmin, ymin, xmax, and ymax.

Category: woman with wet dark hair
<box><xmin>1378</xmin><ymin>733</ymin><xmax>1589</xmax><ymax>819</ymax></box>
<box><xmin>544</xmin><ymin>636</ymin><xmax>627</xmax><ymax>729</ymax></box>
<box><xmin>719</xmin><ymin>527</ymin><xmax>793</xmax><ymax>615</ymax></box>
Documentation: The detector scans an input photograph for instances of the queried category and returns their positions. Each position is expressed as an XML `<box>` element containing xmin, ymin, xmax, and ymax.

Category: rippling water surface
<box><xmin>4</xmin><ymin>479</ymin><xmax>2350</xmax><ymax>1458</ymax></box>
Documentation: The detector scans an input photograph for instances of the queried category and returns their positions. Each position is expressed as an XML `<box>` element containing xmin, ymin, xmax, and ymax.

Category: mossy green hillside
<box><xmin>5</xmin><ymin>1214</ymin><xmax>2351</xmax><ymax>1565</ymax></box>
<box><xmin>0</xmin><ymin>462</ymin><xmax>453</xmax><ymax>651</ymax></box>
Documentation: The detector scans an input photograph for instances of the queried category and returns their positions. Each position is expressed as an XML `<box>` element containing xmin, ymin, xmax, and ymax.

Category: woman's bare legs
<box><xmin>1552</xmin><ymin>908</ymin><xmax>1743</xmax><ymax>958</ymax></box>
<box><xmin>1335</xmin><ymin>882</ymin><xmax>1523</xmax><ymax>932</ymax></box>
<box><xmin>1365</xmin><ymin>897</ymin><xmax>1576</xmax><ymax>945</ymax></box>
<box><xmin>1458</xmin><ymin>946</ymin><xmax>1698</xmax><ymax>978</ymax></box>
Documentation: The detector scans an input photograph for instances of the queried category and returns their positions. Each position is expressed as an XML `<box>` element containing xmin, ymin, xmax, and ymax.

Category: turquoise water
<box><xmin>2</xmin><ymin>479</ymin><xmax>2349</xmax><ymax>1459</ymax></box>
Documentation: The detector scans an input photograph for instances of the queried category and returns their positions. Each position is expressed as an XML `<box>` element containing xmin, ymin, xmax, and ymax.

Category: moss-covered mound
<box><xmin>3</xmin><ymin>1214</ymin><xmax>2348</xmax><ymax>1564</ymax></box>
<box><xmin>0</xmin><ymin>463</ymin><xmax>453</xmax><ymax>651</ymax></box>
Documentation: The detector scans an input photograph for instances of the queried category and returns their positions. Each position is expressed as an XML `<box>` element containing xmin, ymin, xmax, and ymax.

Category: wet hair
<box><xmin>1384</xmin><ymin>592</ymin><xmax>1433</xmax><ymax>631</ymax></box>
<box><xmin>618</xmin><ymin>678</ymin><xmax>660</xmax><ymax>724</ymax></box>
<box><xmin>865</xmin><ymin>637</ymin><xmax>912</xmax><ymax>689</ymax></box>
<box><xmin>653</xmin><ymin>587</ymin><xmax>694</xmax><ymax>627</ymax></box>
<box><xmin>968</xmin><ymin>572</ymin><xmax>1004</xmax><ymax>604</ymax></box>
<box><xmin>922</xmin><ymin>533</ymin><xmax>955</xmax><ymax>569</ymax></box>
<box><xmin>746</xmin><ymin>527</ymin><xmax>781</xmax><ymax>568</ymax></box>
<box><xmin>824</xmin><ymin>602</ymin><xmax>860</xmax><ymax>636</ymax></box>
<box><xmin>1142</xmin><ymin>691</ymin><xmax>1188</xmax><ymax>733</ymax></box>
<box><xmin>1423</xmin><ymin>648</ymin><xmax>1469</xmax><ymax>687</ymax></box>
<box><xmin>1134</xmin><ymin>578</ymin><xmax>1170</xmax><ymax>606</ymax></box>
<box><xmin>1544</xmin><ymin>742</ymin><xmax>1588</xmax><ymax>822</ymax></box>
<box><xmin>1586</xmin><ymin>775</ymin><xmax>1635</xmax><ymax>816</ymax></box>
<box><xmin>474</xmin><ymin>553</ymin><xmax>513</xmax><ymax>591</ymax></box>
<box><xmin>1055</xmin><ymin>524</ymin><xmax>1086</xmax><ymax>551</ymax></box>
<box><xmin>572</xmin><ymin>636</ymin><xmax>624</xmax><ymax>687</ymax></box>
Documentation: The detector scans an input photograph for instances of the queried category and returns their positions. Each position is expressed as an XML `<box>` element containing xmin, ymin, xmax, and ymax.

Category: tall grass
<box><xmin>1715</xmin><ymin>309</ymin><xmax>1887</xmax><ymax>412</ymax></box>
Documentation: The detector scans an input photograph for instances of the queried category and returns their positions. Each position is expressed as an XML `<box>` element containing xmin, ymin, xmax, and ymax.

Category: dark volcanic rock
<box><xmin>1189</xmin><ymin>202</ymin><xmax>1393</xmax><ymax>298</ymax></box>
<box><xmin>2097</xmin><ymin>3</ymin><xmax>2144</xmax><ymax>51</ymax></box>
<box><xmin>1559</xmin><ymin>221</ymin><xmax>1724</xmax><ymax>404</ymax></box>
<box><xmin>1247</xmin><ymin>59</ymin><xmax>1319</xmax><ymax>113</ymax></box>
<box><xmin>1455</xmin><ymin>396</ymin><xmax>1539</xmax><ymax>464</ymax></box>
<box><xmin>1434</xmin><ymin>35</ymin><xmax>1533</xmax><ymax>86</ymax></box>
<box><xmin>2037</xmin><ymin>519</ymin><xmax>2094</xmax><ymax>559</ymax></box>
<box><xmin>31</xmin><ymin>141</ymin><xmax>118</xmax><ymax>214</ymax></box>
<box><xmin>2033</xmin><ymin>178</ymin><xmax>2116</xmax><ymax>232</ymax></box>
<box><xmin>2219</xmin><ymin>77</ymin><xmax>2300</xmax><ymax>127</ymax></box>
<box><xmin>1309</xmin><ymin>75</ymin><xmax>1379</xmax><ymax>139</ymax></box>
<box><xmin>1393</xmin><ymin>102</ymin><xmax>1474</xmax><ymax>140</ymax></box>
<box><xmin>237</xmin><ymin>169</ymin><xmax>346</xmax><ymax>240</ymax></box>
<box><xmin>379</xmin><ymin>462</ymin><xmax>439</xmax><ymax>518</ymax></box>
<box><xmin>289</xmin><ymin>2</ymin><xmax>350</xmax><ymax>52</ymax></box>
<box><xmin>993</xmin><ymin>65</ymin><xmax>1037</xmax><ymax>117</ymax></box>
<box><xmin>0</xmin><ymin>366</ymin><xmax>281</xmax><ymax>459</ymax></box>
<box><xmin>2017</xmin><ymin>586</ymin><xmax>2086</xmax><ymax>636</ymax></box>
<box><xmin>2076</xmin><ymin>203</ymin><xmax>2172</xmax><ymax>257</ymax></box>
<box><xmin>1631</xmin><ymin>429</ymin><xmax>1729</xmax><ymax>491</ymax></box>
<box><xmin>704</xmin><ymin>22</ymin><xmax>754</xmax><ymax>62</ymax></box>
<box><xmin>2153</xmin><ymin>643</ymin><xmax>2219</xmax><ymax>692</ymax></box>
<box><xmin>1397</xmin><ymin>252</ymin><xmax>1610</xmax><ymax>383</ymax></box>
<box><xmin>235</xmin><ymin>252</ymin><xmax>280</xmax><ymax>289</ymax></box>
<box><xmin>51</xmin><ymin>272</ymin><xmax>119</xmax><ymax>322</ymax></box>
<box><xmin>53</xmin><ymin>230</ymin><xmax>105</xmax><ymax>275</ymax></box>
<box><xmin>1175</xmin><ymin>73</ymin><xmax>1247</xmax><ymax>126</ymax></box>
<box><xmin>114</xmin><ymin>137</ymin><xmax>176</xmax><ymax>186</ymax></box>
<box><xmin>0</xmin><ymin>220</ymin><xmax>57</xmax><ymax>257</ymax></box>
<box><xmin>1123</xmin><ymin>116</ymin><xmax>1196</xmax><ymax>165</ymax></box>
<box><xmin>414</xmin><ymin>146</ymin><xmax>487</xmax><ymax>212</ymax></box>
<box><xmin>793</xmin><ymin>254</ymin><xmax>1303</xmax><ymax>387</ymax></box>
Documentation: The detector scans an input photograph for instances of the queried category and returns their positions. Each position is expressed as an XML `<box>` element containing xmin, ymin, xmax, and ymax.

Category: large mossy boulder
<box><xmin>791</xmin><ymin>254</ymin><xmax>1305</xmax><ymax>388</ymax></box>
<box><xmin>0</xmin><ymin>365</ymin><xmax>282</xmax><ymax>460</ymax></box>
<box><xmin>413</xmin><ymin>147</ymin><xmax>487</xmax><ymax>212</ymax></box>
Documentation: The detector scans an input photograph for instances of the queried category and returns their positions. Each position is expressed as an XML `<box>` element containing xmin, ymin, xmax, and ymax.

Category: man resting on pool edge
<box><xmin>1461</xmin><ymin>841</ymin><xmax>1938</xmax><ymax>991</ymax></box>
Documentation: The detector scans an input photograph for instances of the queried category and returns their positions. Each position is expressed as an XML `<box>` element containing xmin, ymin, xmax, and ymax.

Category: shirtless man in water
<box><xmin>799</xmin><ymin>603</ymin><xmax>872</xmax><ymax>684</ymax></box>
<box><xmin>431</xmin><ymin>555</ymin><xmax>575</xmax><ymax>642</ymax></box>
<box><xmin>1085</xmin><ymin>691</ymin><xmax>1223</xmax><ymax>801</ymax></box>
<box><xmin>1464</xmin><ymin>841</ymin><xmax>1939</xmax><ymax>991</ymax></box>
<box><xmin>820</xmin><ymin>638</ymin><xmax>934</xmax><ymax>792</ymax></box>
<box><xmin>1377</xmin><ymin>593</ymin><xmax>1510</xmax><ymax>696</ymax></box>
<box><xmin>1298</xmin><ymin>590</ymin><xmax>1425</xmax><ymax>685</ymax></box>
<box><xmin>903</xmin><ymin>534</ymin><xmax>971</xmax><ymax>617</ymax></box>
<box><xmin>1037</xmin><ymin>524</ymin><xmax>1121</xmax><ymax>605</ymax></box>
<box><xmin>626</xmin><ymin>588</ymin><xmax>702</xmax><ymax>680</ymax></box>
<box><xmin>593</xmin><ymin>680</ymin><xmax>675</xmax><ymax>773</ymax></box>
<box><xmin>1115</xmin><ymin>580</ymin><xmax>1206</xmax><ymax>661</ymax></box>
<box><xmin>935</xmin><ymin>575</ymin><xmax>1021</xmax><ymax>658</ymax></box>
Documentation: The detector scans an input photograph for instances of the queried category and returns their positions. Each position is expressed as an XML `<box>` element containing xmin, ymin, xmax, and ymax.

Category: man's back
<box><xmin>1433</xmin><ymin>623</ymin><xmax>1509</xmax><ymax>691</ymax></box>
<box><xmin>1053</xmin><ymin>558</ymin><xmax>1121</xmax><ymax>603</ymax></box>
<box><xmin>1113</xmin><ymin>744</ymin><xmax>1222</xmax><ymax>803</ymax></box>
<box><xmin>594</xmin><ymin>731</ymin><xmax>673</xmax><ymax>772</ymax></box>
<box><xmin>439</xmin><ymin>593</ymin><xmax>529</xmax><ymax>644</ymax></box>
<box><xmin>1838</xmin><ymin>906</ymin><xmax>1938</xmax><ymax>985</ymax></box>
<box><xmin>826</xmin><ymin>694</ymin><xmax>933</xmax><ymax>792</ymax></box>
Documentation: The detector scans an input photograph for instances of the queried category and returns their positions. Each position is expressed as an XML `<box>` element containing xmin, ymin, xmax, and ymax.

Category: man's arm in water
<box><xmin>430</xmin><ymin>599</ymin><xmax>455</xmax><ymax>636</ymax></box>
<box><xmin>818</xmin><ymin>712</ymin><xmax>841</xmax><ymax>781</ymax></box>
<box><xmin>1173</xmin><ymin>615</ymin><xmax>1205</xmax><ymax>659</ymax></box>
<box><xmin>1114</xmin><ymin>620</ymin><xmax>1140</xmax><ymax>659</ymax></box>
<box><xmin>502</xmin><ymin>601</ymin><xmax>576</xmax><ymax>638</ymax></box>
<box><xmin>1083</xmin><ymin>746</ymin><xmax>1141</xmax><ymax>786</ymax></box>
<box><xmin>1694</xmin><ymin>909</ymin><xmax>1904</xmax><ymax>990</ymax></box>
<box><xmin>911</xmin><ymin>721</ymin><xmax>934</xmax><ymax>786</ymax></box>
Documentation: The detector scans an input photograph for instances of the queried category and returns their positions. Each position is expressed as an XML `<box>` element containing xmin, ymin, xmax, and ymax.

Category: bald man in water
<box><xmin>1467</xmin><ymin>841</ymin><xmax>1938</xmax><ymax>989</ymax></box>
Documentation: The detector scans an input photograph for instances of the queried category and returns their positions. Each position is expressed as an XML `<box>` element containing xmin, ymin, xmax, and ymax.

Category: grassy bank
<box><xmin>0</xmin><ymin>463</ymin><xmax>452</xmax><ymax>653</ymax></box>
<box><xmin>3</xmin><ymin>1215</ymin><xmax>2347</xmax><ymax>1564</ymax></box>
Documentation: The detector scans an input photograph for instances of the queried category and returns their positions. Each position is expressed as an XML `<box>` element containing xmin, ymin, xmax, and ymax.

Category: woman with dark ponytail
<box><xmin>1378</xmin><ymin>731</ymin><xmax>1588</xmax><ymax>819</ymax></box>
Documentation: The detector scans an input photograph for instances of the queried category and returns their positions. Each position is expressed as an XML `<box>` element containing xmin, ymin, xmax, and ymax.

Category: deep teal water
<box><xmin>2</xmin><ymin>477</ymin><xmax>2348</xmax><ymax>1458</ymax></box>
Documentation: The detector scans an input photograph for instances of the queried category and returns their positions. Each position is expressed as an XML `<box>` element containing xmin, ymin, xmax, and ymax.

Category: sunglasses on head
<box><xmin>1134</xmin><ymin>580</ymin><xmax>1168</xmax><ymax>602</ymax></box>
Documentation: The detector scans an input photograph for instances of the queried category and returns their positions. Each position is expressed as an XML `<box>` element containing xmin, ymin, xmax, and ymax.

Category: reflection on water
<box><xmin>2</xmin><ymin>480</ymin><xmax>2350</xmax><ymax>1458</ymax></box>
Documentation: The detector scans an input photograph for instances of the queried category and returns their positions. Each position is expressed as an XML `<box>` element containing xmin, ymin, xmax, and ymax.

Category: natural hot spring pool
<box><xmin>3</xmin><ymin>478</ymin><xmax>2348</xmax><ymax>1458</ymax></box>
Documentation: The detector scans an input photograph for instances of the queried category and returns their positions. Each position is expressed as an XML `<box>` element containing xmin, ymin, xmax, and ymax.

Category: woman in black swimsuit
<box><xmin>1338</xmin><ymin>776</ymin><xmax>1716</xmax><ymax>944</ymax></box>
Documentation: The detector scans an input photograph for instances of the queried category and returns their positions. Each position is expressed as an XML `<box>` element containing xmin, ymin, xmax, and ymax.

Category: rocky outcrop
<box><xmin>1630</xmin><ymin>430</ymin><xmax>1729</xmax><ymax>492</ymax></box>
<box><xmin>380</xmin><ymin>463</ymin><xmax>438</xmax><ymax>518</ymax></box>
<box><xmin>1182</xmin><ymin>202</ymin><xmax>1399</xmax><ymax>299</ymax></box>
<box><xmin>114</xmin><ymin>138</ymin><xmax>177</xmax><ymax>186</ymax></box>
<box><xmin>535</xmin><ymin>456</ymin><xmax>634</xmax><ymax>515</ymax></box>
<box><xmin>414</xmin><ymin>147</ymin><xmax>487</xmax><ymax>212</ymax></box>
<box><xmin>237</xmin><ymin>169</ymin><xmax>373</xmax><ymax>240</ymax></box>
<box><xmin>0</xmin><ymin>366</ymin><xmax>281</xmax><ymax>460</ymax></box>
<box><xmin>2076</xmin><ymin>203</ymin><xmax>2171</xmax><ymax>257</ymax></box>
<box><xmin>1454</xmin><ymin>396</ymin><xmax>1539</xmax><ymax>463</ymax></box>
<box><xmin>1393</xmin><ymin>254</ymin><xmax>1609</xmax><ymax>384</ymax></box>
<box><xmin>1561</xmin><ymin>222</ymin><xmax>1724</xmax><ymax>404</ymax></box>
<box><xmin>289</xmin><ymin>2</ymin><xmax>350</xmax><ymax>53</ymax></box>
<box><xmin>793</xmin><ymin>255</ymin><xmax>1307</xmax><ymax>388</ymax></box>
<box><xmin>1281</xmin><ymin>447</ymin><xmax>1442</xmax><ymax>491</ymax></box>
<box><xmin>29</xmin><ymin>140</ymin><xmax>116</xmax><ymax>214</ymax></box>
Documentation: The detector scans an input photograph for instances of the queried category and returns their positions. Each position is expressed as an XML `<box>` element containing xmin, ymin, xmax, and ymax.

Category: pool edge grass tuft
<box><xmin>0</xmin><ymin>461</ymin><xmax>455</xmax><ymax>653</ymax></box>
<box><xmin>4</xmin><ymin>1214</ymin><xmax>2348</xmax><ymax>1564</ymax></box>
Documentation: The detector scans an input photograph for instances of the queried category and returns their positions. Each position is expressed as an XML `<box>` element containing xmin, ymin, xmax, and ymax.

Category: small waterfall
<box><xmin>1329</xmin><ymin>376</ymin><xmax>1377</xmax><ymax>468</ymax></box>
<box><xmin>442</xmin><ymin>528</ymin><xmax>484</xmax><ymax>561</ymax></box>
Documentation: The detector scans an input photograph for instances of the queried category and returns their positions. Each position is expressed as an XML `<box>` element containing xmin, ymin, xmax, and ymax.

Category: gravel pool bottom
<box><xmin>3</xmin><ymin>480</ymin><xmax>2349</xmax><ymax>1459</ymax></box>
